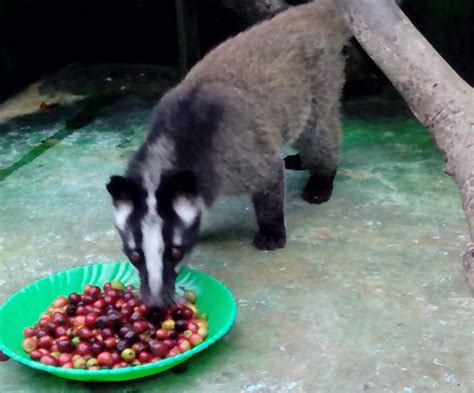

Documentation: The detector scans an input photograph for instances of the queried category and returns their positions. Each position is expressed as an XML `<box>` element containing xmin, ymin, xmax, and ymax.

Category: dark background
<box><xmin>0</xmin><ymin>0</ymin><xmax>472</xmax><ymax>103</ymax></box>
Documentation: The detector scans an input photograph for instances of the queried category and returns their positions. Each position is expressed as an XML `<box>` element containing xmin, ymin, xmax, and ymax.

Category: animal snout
<box><xmin>140</xmin><ymin>284</ymin><xmax>175</xmax><ymax>308</ymax></box>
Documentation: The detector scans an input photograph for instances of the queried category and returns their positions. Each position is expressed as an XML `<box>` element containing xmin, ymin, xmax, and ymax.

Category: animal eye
<box><xmin>170</xmin><ymin>247</ymin><xmax>183</xmax><ymax>261</ymax></box>
<box><xmin>129</xmin><ymin>250</ymin><xmax>141</xmax><ymax>264</ymax></box>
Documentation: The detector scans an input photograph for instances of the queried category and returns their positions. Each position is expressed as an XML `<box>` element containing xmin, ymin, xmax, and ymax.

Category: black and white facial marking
<box><xmin>106</xmin><ymin>170</ymin><xmax>202</xmax><ymax>307</ymax></box>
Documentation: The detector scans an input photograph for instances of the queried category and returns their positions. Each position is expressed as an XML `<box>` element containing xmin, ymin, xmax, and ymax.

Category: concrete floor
<box><xmin>0</xmin><ymin>97</ymin><xmax>473</xmax><ymax>392</ymax></box>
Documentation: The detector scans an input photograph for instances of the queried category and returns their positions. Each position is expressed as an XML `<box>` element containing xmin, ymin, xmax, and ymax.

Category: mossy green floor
<box><xmin>0</xmin><ymin>98</ymin><xmax>472</xmax><ymax>392</ymax></box>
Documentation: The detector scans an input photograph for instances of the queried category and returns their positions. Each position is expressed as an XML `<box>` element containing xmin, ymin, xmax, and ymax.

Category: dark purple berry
<box><xmin>119</xmin><ymin>325</ymin><xmax>133</xmax><ymax>338</ymax></box>
<box><xmin>66</xmin><ymin>303</ymin><xmax>77</xmax><ymax>316</ymax></box>
<box><xmin>82</xmin><ymin>294</ymin><xmax>94</xmax><ymax>304</ymax></box>
<box><xmin>124</xmin><ymin>331</ymin><xmax>138</xmax><ymax>344</ymax></box>
<box><xmin>106</xmin><ymin>304</ymin><xmax>117</xmax><ymax>313</ymax></box>
<box><xmin>108</xmin><ymin>312</ymin><xmax>122</xmax><ymax>330</ymax></box>
<box><xmin>129</xmin><ymin>311</ymin><xmax>141</xmax><ymax>323</ymax></box>
<box><xmin>172</xmin><ymin>309</ymin><xmax>185</xmax><ymax>320</ymax></box>
<box><xmin>45</xmin><ymin>322</ymin><xmax>57</xmax><ymax>335</ymax></box>
<box><xmin>94</xmin><ymin>315</ymin><xmax>109</xmax><ymax>329</ymax></box>
<box><xmin>175</xmin><ymin>320</ymin><xmax>187</xmax><ymax>332</ymax></box>
<box><xmin>57</xmin><ymin>338</ymin><xmax>73</xmax><ymax>353</ymax></box>
<box><xmin>91</xmin><ymin>341</ymin><xmax>104</xmax><ymax>355</ymax></box>
<box><xmin>68</xmin><ymin>293</ymin><xmax>81</xmax><ymax>304</ymax></box>
<box><xmin>116</xmin><ymin>340</ymin><xmax>128</xmax><ymax>352</ymax></box>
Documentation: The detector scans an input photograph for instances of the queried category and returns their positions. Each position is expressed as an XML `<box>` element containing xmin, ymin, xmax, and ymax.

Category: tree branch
<box><xmin>334</xmin><ymin>0</ymin><xmax>474</xmax><ymax>292</ymax></box>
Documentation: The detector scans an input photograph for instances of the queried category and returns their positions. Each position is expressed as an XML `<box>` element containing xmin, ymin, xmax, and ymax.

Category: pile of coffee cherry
<box><xmin>21</xmin><ymin>281</ymin><xmax>208</xmax><ymax>369</ymax></box>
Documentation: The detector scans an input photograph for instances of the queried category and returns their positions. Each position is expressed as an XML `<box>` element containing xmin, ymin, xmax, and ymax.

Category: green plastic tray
<box><xmin>0</xmin><ymin>261</ymin><xmax>237</xmax><ymax>382</ymax></box>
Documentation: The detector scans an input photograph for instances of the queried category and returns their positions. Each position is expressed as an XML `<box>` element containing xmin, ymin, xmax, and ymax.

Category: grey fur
<box><xmin>130</xmin><ymin>0</ymin><xmax>349</xmax><ymax>245</ymax></box>
<box><xmin>109</xmin><ymin>0</ymin><xmax>351</xmax><ymax>305</ymax></box>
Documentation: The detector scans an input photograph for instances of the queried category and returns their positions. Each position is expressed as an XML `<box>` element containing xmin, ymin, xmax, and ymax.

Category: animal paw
<box><xmin>301</xmin><ymin>188</ymin><xmax>332</xmax><ymax>204</ymax></box>
<box><xmin>301</xmin><ymin>173</ymin><xmax>335</xmax><ymax>204</ymax></box>
<box><xmin>253</xmin><ymin>231</ymin><xmax>286</xmax><ymax>250</ymax></box>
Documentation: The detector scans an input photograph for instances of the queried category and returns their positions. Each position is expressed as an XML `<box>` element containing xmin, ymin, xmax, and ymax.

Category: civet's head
<box><xmin>106</xmin><ymin>170</ymin><xmax>203</xmax><ymax>307</ymax></box>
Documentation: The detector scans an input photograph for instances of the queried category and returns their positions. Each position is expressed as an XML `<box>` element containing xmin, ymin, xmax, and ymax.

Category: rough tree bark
<box><xmin>222</xmin><ymin>0</ymin><xmax>474</xmax><ymax>292</ymax></box>
<box><xmin>333</xmin><ymin>0</ymin><xmax>474</xmax><ymax>292</ymax></box>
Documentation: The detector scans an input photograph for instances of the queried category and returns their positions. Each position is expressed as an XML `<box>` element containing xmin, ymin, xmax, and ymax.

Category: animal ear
<box><xmin>106</xmin><ymin>176</ymin><xmax>143</xmax><ymax>203</ymax></box>
<box><xmin>155</xmin><ymin>170</ymin><xmax>200</xmax><ymax>221</ymax></box>
<box><xmin>169</xmin><ymin>171</ymin><xmax>201</xmax><ymax>225</ymax></box>
<box><xmin>169</xmin><ymin>170</ymin><xmax>199</xmax><ymax>197</ymax></box>
<box><xmin>157</xmin><ymin>170</ymin><xmax>199</xmax><ymax>199</ymax></box>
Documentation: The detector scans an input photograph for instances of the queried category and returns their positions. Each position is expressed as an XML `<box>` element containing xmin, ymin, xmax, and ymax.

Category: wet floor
<box><xmin>0</xmin><ymin>96</ymin><xmax>472</xmax><ymax>392</ymax></box>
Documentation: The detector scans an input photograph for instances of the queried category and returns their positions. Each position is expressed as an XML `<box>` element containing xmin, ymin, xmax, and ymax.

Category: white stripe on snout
<box><xmin>142</xmin><ymin>218</ymin><xmax>163</xmax><ymax>298</ymax></box>
<box><xmin>114</xmin><ymin>202</ymin><xmax>133</xmax><ymax>231</ymax></box>
<box><xmin>173</xmin><ymin>197</ymin><xmax>199</xmax><ymax>226</ymax></box>
<box><xmin>142</xmin><ymin>186</ymin><xmax>164</xmax><ymax>299</ymax></box>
